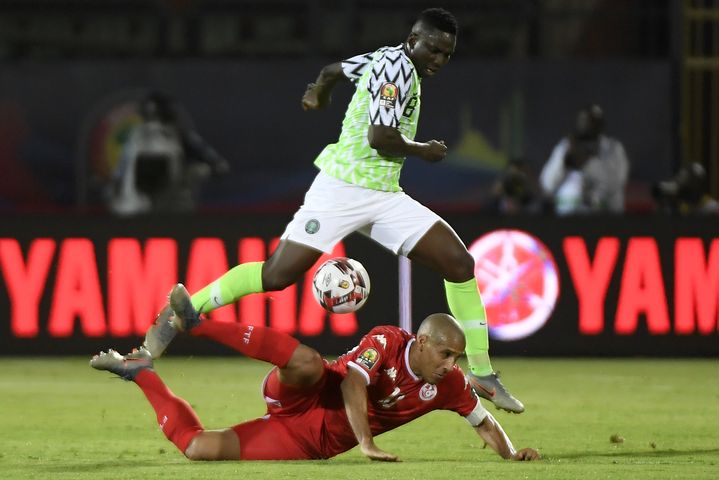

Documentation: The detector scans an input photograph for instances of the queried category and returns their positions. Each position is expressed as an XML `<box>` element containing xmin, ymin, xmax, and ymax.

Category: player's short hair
<box><xmin>417</xmin><ymin>8</ymin><xmax>458</xmax><ymax>35</ymax></box>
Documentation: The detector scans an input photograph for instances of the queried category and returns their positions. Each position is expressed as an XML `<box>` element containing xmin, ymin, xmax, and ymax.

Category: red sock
<box><xmin>191</xmin><ymin>321</ymin><xmax>300</xmax><ymax>367</ymax></box>
<box><xmin>134</xmin><ymin>369</ymin><xmax>203</xmax><ymax>454</ymax></box>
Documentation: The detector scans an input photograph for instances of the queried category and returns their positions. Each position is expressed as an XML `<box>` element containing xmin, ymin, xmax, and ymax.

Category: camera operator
<box><xmin>490</xmin><ymin>158</ymin><xmax>541</xmax><ymax>214</ymax></box>
<box><xmin>539</xmin><ymin>104</ymin><xmax>629</xmax><ymax>215</ymax></box>
<box><xmin>109</xmin><ymin>91</ymin><xmax>229</xmax><ymax>216</ymax></box>
<box><xmin>652</xmin><ymin>162</ymin><xmax>719</xmax><ymax>215</ymax></box>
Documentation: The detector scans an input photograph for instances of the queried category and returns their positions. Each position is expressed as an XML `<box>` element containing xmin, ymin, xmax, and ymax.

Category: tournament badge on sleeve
<box><xmin>356</xmin><ymin>348</ymin><xmax>379</xmax><ymax>371</ymax></box>
<box><xmin>379</xmin><ymin>83</ymin><xmax>398</xmax><ymax>110</ymax></box>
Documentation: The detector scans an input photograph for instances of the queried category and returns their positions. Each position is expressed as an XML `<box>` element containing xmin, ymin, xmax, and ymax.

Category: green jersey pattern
<box><xmin>314</xmin><ymin>45</ymin><xmax>421</xmax><ymax>192</ymax></box>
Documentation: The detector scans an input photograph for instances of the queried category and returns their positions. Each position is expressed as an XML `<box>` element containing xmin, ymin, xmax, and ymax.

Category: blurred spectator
<box><xmin>539</xmin><ymin>104</ymin><xmax>629</xmax><ymax>215</ymax></box>
<box><xmin>652</xmin><ymin>162</ymin><xmax>719</xmax><ymax>215</ymax></box>
<box><xmin>0</xmin><ymin>103</ymin><xmax>51</xmax><ymax>209</ymax></box>
<box><xmin>490</xmin><ymin>158</ymin><xmax>542</xmax><ymax>214</ymax></box>
<box><xmin>108</xmin><ymin>91</ymin><xmax>229</xmax><ymax>216</ymax></box>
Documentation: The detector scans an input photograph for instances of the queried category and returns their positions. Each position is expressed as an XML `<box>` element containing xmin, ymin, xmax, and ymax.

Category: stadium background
<box><xmin>1</xmin><ymin>3</ymin><xmax>719</xmax><ymax>479</ymax></box>
<box><xmin>0</xmin><ymin>0</ymin><xmax>717</xmax><ymax>358</ymax></box>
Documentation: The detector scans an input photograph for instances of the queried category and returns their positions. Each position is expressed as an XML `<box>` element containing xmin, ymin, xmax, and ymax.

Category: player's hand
<box><xmin>302</xmin><ymin>83</ymin><xmax>331</xmax><ymax>110</ymax></box>
<box><xmin>421</xmin><ymin>139</ymin><xmax>448</xmax><ymax>163</ymax></box>
<box><xmin>511</xmin><ymin>448</ymin><xmax>541</xmax><ymax>461</ymax></box>
<box><xmin>360</xmin><ymin>442</ymin><xmax>400</xmax><ymax>462</ymax></box>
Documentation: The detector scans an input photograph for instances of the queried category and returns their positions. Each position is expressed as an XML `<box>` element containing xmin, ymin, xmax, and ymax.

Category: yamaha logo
<box><xmin>468</xmin><ymin>229</ymin><xmax>559</xmax><ymax>341</ymax></box>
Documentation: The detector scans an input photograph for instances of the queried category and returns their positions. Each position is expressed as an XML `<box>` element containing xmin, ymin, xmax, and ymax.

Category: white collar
<box><xmin>404</xmin><ymin>338</ymin><xmax>420</xmax><ymax>381</ymax></box>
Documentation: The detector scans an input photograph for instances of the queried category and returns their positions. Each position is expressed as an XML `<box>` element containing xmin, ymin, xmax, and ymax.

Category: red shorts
<box><xmin>231</xmin><ymin>365</ymin><xmax>351</xmax><ymax>460</ymax></box>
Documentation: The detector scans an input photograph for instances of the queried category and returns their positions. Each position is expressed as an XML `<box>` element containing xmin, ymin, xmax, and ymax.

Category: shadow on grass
<box><xmin>548</xmin><ymin>448</ymin><xmax>719</xmax><ymax>461</ymax></box>
<box><xmin>35</xmin><ymin>458</ymin><xmax>366</xmax><ymax>472</ymax></box>
<box><xmin>36</xmin><ymin>460</ymin><xmax>176</xmax><ymax>473</ymax></box>
<box><xmin>34</xmin><ymin>448</ymin><xmax>719</xmax><ymax>471</ymax></box>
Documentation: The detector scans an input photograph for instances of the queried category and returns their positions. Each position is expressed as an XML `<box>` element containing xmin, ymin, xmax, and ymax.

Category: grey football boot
<box><xmin>168</xmin><ymin>283</ymin><xmax>202</xmax><ymax>332</ymax></box>
<box><xmin>466</xmin><ymin>372</ymin><xmax>525</xmax><ymax>413</ymax></box>
<box><xmin>90</xmin><ymin>347</ymin><xmax>153</xmax><ymax>381</ymax></box>
<box><xmin>142</xmin><ymin>305</ymin><xmax>177</xmax><ymax>358</ymax></box>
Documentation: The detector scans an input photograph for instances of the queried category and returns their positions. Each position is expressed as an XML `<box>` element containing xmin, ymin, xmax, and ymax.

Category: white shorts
<box><xmin>281</xmin><ymin>171</ymin><xmax>451</xmax><ymax>255</ymax></box>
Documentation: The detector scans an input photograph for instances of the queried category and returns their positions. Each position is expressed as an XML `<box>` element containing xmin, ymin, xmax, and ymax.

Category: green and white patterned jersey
<box><xmin>314</xmin><ymin>44</ymin><xmax>421</xmax><ymax>192</ymax></box>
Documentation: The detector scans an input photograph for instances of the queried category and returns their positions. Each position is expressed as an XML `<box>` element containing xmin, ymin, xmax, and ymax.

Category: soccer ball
<box><xmin>312</xmin><ymin>257</ymin><xmax>371</xmax><ymax>313</ymax></box>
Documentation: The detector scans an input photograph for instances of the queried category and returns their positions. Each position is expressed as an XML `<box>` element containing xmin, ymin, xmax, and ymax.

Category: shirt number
<box><xmin>402</xmin><ymin>96</ymin><xmax>418</xmax><ymax>117</ymax></box>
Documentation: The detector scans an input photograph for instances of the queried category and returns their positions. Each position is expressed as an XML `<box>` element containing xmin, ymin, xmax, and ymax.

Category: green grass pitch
<box><xmin>1</xmin><ymin>357</ymin><xmax>717</xmax><ymax>479</ymax></box>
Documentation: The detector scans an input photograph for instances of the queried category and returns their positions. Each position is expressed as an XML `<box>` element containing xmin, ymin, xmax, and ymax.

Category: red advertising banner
<box><xmin>0</xmin><ymin>214</ymin><xmax>716</xmax><ymax>356</ymax></box>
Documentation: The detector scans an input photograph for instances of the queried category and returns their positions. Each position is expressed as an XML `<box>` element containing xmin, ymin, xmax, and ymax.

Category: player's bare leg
<box><xmin>144</xmin><ymin>240</ymin><xmax>319</xmax><ymax>358</ymax></box>
<box><xmin>184</xmin><ymin>429</ymin><xmax>241</xmax><ymax>461</ymax></box>
<box><xmin>277</xmin><ymin>344</ymin><xmax>324</xmax><ymax>386</ymax></box>
<box><xmin>408</xmin><ymin>222</ymin><xmax>524</xmax><ymax>413</ymax></box>
<box><xmin>187</xmin><ymin>240</ymin><xmax>321</xmax><ymax>313</ymax></box>
<box><xmin>261</xmin><ymin>239</ymin><xmax>323</xmax><ymax>291</ymax></box>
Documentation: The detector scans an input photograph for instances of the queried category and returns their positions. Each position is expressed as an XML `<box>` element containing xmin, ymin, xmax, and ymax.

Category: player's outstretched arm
<box><xmin>368</xmin><ymin>125</ymin><xmax>447</xmax><ymax>162</ymax></box>
<box><xmin>302</xmin><ymin>62</ymin><xmax>347</xmax><ymax>110</ymax></box>
<box><xmin>340</xmin><ymin>368</ymin><xmax>399</xmax><ymax>462</ymax></box>
<box><xmin>474</xmin><ymin>412</ymin><xmax>540</xmax><ymax>461</ymax></box>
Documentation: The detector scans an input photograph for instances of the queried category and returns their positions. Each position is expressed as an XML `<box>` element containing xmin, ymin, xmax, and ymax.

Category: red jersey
<box><xmin>235</xmin><ymin>325</ymin><xmax>485</xmax><ymax>460</ymax></box>
<box><xmin>319</xmin><ymin>326</ymin><xmax>482</xmax><ymax>456</ymax></box>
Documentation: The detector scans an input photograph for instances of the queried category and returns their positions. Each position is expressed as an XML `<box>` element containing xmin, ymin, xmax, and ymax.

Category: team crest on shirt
<box><xmin>356</xmin><ymin>348</ymin><xmax>379</xmax><ymax>370</ymax></box>
<box><xmin>419</xmin><ymin>383</ymin><xmax>437</xmax><ymax>401</ymax></box>
<box><xmin>305</xmin><ymin>219</ymin><xmax>320</xmax><ymax>234</ymax></box>
<box><xmin>379</xmin><ymin>82</ymin><xmax>398</xmax><ymax>109</ymax></box>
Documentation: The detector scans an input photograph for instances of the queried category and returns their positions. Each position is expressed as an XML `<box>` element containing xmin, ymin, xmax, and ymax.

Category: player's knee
<box><xmin>184</xmin><ymin>430</ymin><xmax>238</xmax><ymax>461</ymax></box>
<box><xmin>261</xmin><ymin>267</ymin><xmax>300</xmax><ymax>292</ymax></box>
<box><xmin>184</xmin><ymin>437</ymin><xmax>212</xmax><ymax>461</ymax></box>
<box><xmin>289</xmin><ymin>345</ymin><xmax>322</xmax><ymax>371</ymax></box>
<box><xmin>286</xmin><ymin>345</ymin><xmax>323</xmax><ymax>384</ymax></box>
<box><xmin>443</xmin><ymin>250</ymin><xmax>475</xmax><ymax>282</ymax></box>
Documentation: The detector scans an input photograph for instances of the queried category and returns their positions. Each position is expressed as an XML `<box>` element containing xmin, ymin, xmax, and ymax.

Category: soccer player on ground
<box><xmin>93</xmin><ymin>285</ymin><xmax>539</xmax><ymax>462</ymax></box>
<box><xmin>144</xmin><ymin>7</ymin><xmax>523</xmax><ymax>413</ymax></box>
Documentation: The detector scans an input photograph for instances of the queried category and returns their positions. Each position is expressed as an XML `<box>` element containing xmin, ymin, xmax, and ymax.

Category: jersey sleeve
<box><xmin>341</xmin><ymin>51</ymin><xmax>374</xmax><ymax>83</ymax></box>
<box><xmin>463</xmin><ymin>397</ymin><xmax>489</xmax><ymax>427</ymax></box>
<box><xmin>440</xmin><ymin>367</ymin><xmax>489</xmax><ymax>426</ymax></box>
<box><xmin>347</xmin><ymin>327</ymin><xmax>397</xmax><ymax>385</ymax></box>
<box><xmin>367</xmin><ymin>50</ymin><xmax>415</xmax><ymax>129</ymax></box>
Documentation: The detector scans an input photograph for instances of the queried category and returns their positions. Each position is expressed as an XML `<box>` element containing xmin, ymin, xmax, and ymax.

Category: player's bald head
<box><xmin>417</xmin><ymin>313</ymin><xmax>465</xmax><ymax>348</ymax></box>
<box><xmin>411</xmin><ymin>313</ymin><xmax>465</xmax><ymax>384</ymax></box>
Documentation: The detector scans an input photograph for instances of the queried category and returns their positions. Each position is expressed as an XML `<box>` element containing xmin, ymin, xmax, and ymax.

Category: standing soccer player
<box><xmin>145</xmin><ymin>7</ymin><xmax>523</xmax><ymax>413</ymax></box>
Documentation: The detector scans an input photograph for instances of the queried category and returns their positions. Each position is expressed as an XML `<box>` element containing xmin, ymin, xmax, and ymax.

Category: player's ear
<box><xmin>406</xmin><ymin>32</ymin><xmax>418</xmax><ymax>51</ymax></box>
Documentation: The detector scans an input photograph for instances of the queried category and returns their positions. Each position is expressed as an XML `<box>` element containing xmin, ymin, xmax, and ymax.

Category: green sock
<box><xmin>190</xmin><ymin>262</ymin><xmax>265</xmax><ymax>314</ymax></box>
<box><xmin>444</xmin><ymin>277</ymin><xmax>493</xmax><ymax>376</ymax></box>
